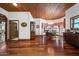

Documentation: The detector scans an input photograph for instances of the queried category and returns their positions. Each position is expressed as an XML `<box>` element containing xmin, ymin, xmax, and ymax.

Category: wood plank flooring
<box><xmin>0</xmin><ymin>36</ymin><xmax>79</xmax><ymax>56</ymax></box>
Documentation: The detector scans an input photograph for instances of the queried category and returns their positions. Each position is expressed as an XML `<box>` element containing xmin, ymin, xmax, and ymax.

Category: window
<box><xmin>70</xmin><ymin>15</ymin><xmax>79</xmax><ymax>29</ymax></box>
<box><xmin>74</xmin><ymin>18</ymin><xmax>79</xmax><ymax>28</ymax></box>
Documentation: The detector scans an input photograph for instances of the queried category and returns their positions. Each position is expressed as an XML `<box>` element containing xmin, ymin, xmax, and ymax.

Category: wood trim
<box><xmin>64</xmin><ymin>18</ymin><xmax>66</xmax><ymax>28</ymax></box>
<box><xmin>18</xmin><ymin>39</ymin><xmax>30</xmax><ymax>41</ymax></box>
<box><xmin>30</xmin><ymin>22</ymin><xmax>36</xmax><ymax>40</ymax></box>
<box><xmin>5</xmin><ymin>19</ymin><xmax>7</xmax><ymax>41</ymax></box>
<box><xmin>36</xmin><ymin>35</ymin><xmax>43</xmax><ymax>37</ymax></box>
<box><xmin>70</xmin><ymin>15</ymin><xmax>79</xmax><ymax>19</ymax></box>
<box><xmin>70</xmin><ymin>17</ymin><xmax>72</xmax><ymax>29</ymax></box>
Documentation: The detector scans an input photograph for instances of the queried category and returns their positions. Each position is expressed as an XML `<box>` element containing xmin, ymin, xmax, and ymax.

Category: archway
<box><xmin>0</xmin><ymin>13</ymin><xmax>7</xmax><ymax>42</ymax></box>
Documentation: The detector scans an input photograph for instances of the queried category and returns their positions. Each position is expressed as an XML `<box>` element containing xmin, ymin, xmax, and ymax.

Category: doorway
<box><xmin>9</xmin><ymin>20</ymin><xmax>19</xmax><ymax>40</ymax></box>
<box><xmin>30</xmin><ymin>22</ymin><xmax>36</xmax><ymax>39</ymax></box>
<box><xmin>0</xmin><ymin>13</ymin><xmax>7</xmax><ymax>42</ymax></box>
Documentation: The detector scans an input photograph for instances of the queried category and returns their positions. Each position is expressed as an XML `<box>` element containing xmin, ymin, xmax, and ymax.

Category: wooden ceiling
<box><xmin>0</xmin><ymin>3</ymin><xmax>75</xmax><ymax>20</ymax></box>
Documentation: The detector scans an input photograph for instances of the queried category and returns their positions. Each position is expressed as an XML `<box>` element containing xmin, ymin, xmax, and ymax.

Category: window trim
<box><xmin>70</xmin><ymin>15</ymin><xmax>79</xmax><ymax>30</ymax></box>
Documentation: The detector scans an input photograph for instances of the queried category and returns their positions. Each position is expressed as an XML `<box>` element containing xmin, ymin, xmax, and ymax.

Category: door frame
<box><xmin>9</xmin><ymin>20</ymin><xmax>19</xmax><ymax>40</ymax></box>
<box><xmin>30</xmin><ymin>22</ymin><xmax>36</xmax><ymax>39</ymax></box>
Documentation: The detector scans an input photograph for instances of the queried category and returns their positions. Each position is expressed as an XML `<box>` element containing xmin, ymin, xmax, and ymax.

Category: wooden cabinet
<box><xmin>63</xmin><ymin>32</ymin><xmax>79</xmax><ymax>48</ymax></box>
<box><xmin>31</xmin><ymin>31</ymin><xmax>35</xmax><ymax>39</ymax></box>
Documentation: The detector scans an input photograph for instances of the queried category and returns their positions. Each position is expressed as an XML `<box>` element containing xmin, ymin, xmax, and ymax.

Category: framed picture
<box><xmin>36</xmin><ymin>25</ymin><xmax>39</xmax><ymax>28</ymax></box>
<box><xmin>21</xmin><ymin>22</ymin><xmax>27</xmax><ymax>27</ymax></box>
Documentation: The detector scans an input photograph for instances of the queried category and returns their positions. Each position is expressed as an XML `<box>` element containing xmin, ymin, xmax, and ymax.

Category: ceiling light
<box><xmin>13</xmin><ymin>3</ymin><xmax>18</xmax><ymax>6</ymax></box>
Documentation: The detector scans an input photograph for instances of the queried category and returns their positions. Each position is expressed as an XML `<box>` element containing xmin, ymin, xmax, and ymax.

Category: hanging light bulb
<box><xmin>13</xmin><ymin>3</ymin><xmax>18</xmax><ymax>6</ymax></box>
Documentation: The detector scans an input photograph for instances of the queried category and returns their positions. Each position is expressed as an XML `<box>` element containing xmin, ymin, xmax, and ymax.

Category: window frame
<box><xmin>70</xmin><ymin>15</ymin><xmax>79</xmax><ymax>30</ymax></box>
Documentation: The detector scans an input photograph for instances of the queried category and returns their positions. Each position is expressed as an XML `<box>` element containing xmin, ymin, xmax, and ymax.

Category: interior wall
<box><xmin>33</xmin><ymin>18</ymin><xmax>42</xmax><ymax>35</ymax></box>
<box><xmin>65</xmin><ymin>3</ymin><xmax>79</xmax><ymax>29</ymax></box>
<box><xmin>0</xmin><ymin>7</ymin><xmax>33</xmax><ymax>40</ymax></box>
<box><xmin>0</xmin><ymin>7</ymin><xmax>8</xmax><ymax>18</ymax></box>
<box><xmin>33</xmin><ymin>18</ymin><xmax>46</xmax><ymax>35</ymax></box>
<box><xmin>8</xmin><ymin>12</ymin><xmax>32</xmax><ymax>39</ymax></box>
<box><xmin>46</xmin><ymin>18</ymin><xmax>64</xmax><ymax>24</ymax></box>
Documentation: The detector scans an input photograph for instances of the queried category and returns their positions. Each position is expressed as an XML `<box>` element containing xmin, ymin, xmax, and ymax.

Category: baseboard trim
<box><xmin>6</xmin><ymin>39</ymin><xmax>30</xmax><ymax>41</ymax></box>
<box><xmin>18</xmin><ymin>39</ymin><xmax>30</xmax><ymax>41</ymax></box>
<box><xmin>36</xmin><ymin>35</ymin><xmax>43</xmax><ymax>37</ymax></box>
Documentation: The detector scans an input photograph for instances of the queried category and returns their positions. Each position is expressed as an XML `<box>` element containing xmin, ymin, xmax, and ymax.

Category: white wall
<box><xmin>33</xmin><ymin>18</ymin><xmax>46</xmax><ymax>35</ymax></box>
<box><xmin>46</xmin><ymin>17</ymin><xmax>64</xmax><ymax>24</ymax></box>
<box><xmin>0</xmin><ymin>7</ymin><xmax>8</xmax><ymax>18</ymax></box>
<box><xmin>0</xmin><ymin>7</ymin><xmax>33</xmax><ymax>40</ymax></box>
<box><xmin>33</xmin><ymin>18</ymin><xmax>42</xmax><ymax>35</ymax></box>
<box><xmin>65</xmin><ymin>4</ymin><xmax>79</xmax><ymax>29</ymax></box>
<box><xmin>8</xmin><ymin>12</ymin><xmax>32</xmax><ymax>39</ymax></box>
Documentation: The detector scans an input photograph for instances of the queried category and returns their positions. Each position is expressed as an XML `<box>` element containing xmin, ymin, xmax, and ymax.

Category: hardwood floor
<box><xmin>64</xmin><ymin>43</ymin><xmax>79</xmax><ymax>56</ymax></box>
<box><xmin>0</xmin><ymin>36</ymin><xmax>79</xmax><ymax>56</ymax></box>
